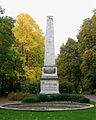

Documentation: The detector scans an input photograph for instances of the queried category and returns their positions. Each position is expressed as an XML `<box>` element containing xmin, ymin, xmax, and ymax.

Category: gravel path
<box><xmin>83</xmin><ymin>94</ymin><xmax>96</xmax><ymax>101</ymax></box>
<box><xmin>0</xmin><ymin>97</ymin><xmax>20</xmax><ymax>105</ymax></box>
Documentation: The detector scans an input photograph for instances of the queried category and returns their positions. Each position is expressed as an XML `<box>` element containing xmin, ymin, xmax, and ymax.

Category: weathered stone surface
<box><xmin>44</xmin><ymin>16</ymin><xmax>55</xmax><ymax>66</ymax></box>
<box><xmin>42</xmin><ymin>67</ymin><xmax>58</xmax><ymax>77</ymax></box>
<box><xmin>40</xmin><ymin>80</ymin><xmax>59</xmax><ymax>94</ymax></box>
<box><xmin>40</xmin><ymin>16</ymin><xmax>59</xmax><ymax>94</ymax></box>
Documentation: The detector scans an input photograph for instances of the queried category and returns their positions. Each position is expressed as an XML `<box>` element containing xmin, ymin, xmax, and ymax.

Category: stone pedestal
<box><xmin>40</xmin><ymin>66</ymin><xmax>59</xmax><ymax>94</ymax></box>
<box><xmin>40</xmin><ymin>80</ymin><xmax>59</xmax><ymax>94</ymax></box>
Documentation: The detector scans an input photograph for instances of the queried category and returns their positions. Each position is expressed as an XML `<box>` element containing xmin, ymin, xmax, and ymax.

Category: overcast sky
<box><xmin>0</xmin><ymin>0</ymin><xmax>96</xmax><ymax>55</ymax></box>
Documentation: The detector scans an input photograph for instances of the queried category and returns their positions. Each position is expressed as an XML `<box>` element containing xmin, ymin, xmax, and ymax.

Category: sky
<box><xmin>0</xmin><ymin>0</ymin><xmax>96</xmax><ymax>55</ymax></box>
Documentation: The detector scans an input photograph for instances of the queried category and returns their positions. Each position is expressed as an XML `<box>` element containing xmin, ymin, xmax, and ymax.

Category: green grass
<box><xmin>0</xmin><ymin>102</ymin><xmax>96</xmax><ymax>120</ymax></box>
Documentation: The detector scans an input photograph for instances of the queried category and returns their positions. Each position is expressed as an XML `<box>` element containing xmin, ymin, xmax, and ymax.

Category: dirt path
<box><xmin>0</xmin><ymin>97</ymin><xmax>20</xmax><ymax>105</ymax></box>
<box><xmin>84</xmin><ymin>94</ymin><xmax>96</xmax><ymax>101</ymax></box>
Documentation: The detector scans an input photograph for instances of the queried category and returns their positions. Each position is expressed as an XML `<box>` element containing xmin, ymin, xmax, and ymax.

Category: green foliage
<box><xmin>57</xmin><ymin>38</ymin><xmax>81</xmax><ymax>93</ymax></box>
<box><xmin>59</xmin><ymin>81</ymin><xmax>74</xmax><ymax>93</ymax></box>
<box><xmin>78</xmin><ymin>97</ymin><xmax>90</xmax><ymax>103</ymax></box>
<box><xmin>92</xmin><ymin>89</ymin><xmax>96</xmax><ymax>94</ymax></box>
<box><xmin>77</xmin><ymin>14</ymin><xmax>96</xmax><ymax>55</ymax></box>
<box><xmin>22</xmin><ymin>96</ymin><xmax>40</xmax><ymax>103</ymax></box>
<box><xmin>57</xmin><ymin>11</ymin><xmax>96</xmax><ymax>93</ymax></box>
<box><xmin>0</xmin><ymin>16</ymin><xmax>15</xmax><ymax>50</ymax></box>
<box><xmin>80</xmin><ymin>46</ymin><xmax>96</xmax><ymax>92</ymax></box>
<box><xmin>77</xmin><ymin>12</ymin><xmax>96</xmax><ymax>92</ymax></box>
<box><xmin>38</xmin><ymin>94</ymin><xmax>49</xmax><ymax>102</ymax></box>
<box><xmin>22</xmin><ymin>93</ymin><xmax>89</xmax><ymax>103</ymax></box>
<box><xmin>23</xmin><ymin>45</ymin><xmax>44</xmax><ymax>80</ymax></box>
<box><xmin>0</xmin><ymin>15</ymin><xmax>24</xmax><ymax>95</ymax></box>
<box><xmin>21</xmin><ymin>80</ymin><xmax>40</xmax><ymax>94</ymax></box>
<box><xmin>29</xmin><ymin>45</ymin><xmax>44</xmax><ymax>67</ymax></box>
<box><xmin>0</xmin><ymin>12</ymin><xmax>44</xmax><ymax>95</ymax></box>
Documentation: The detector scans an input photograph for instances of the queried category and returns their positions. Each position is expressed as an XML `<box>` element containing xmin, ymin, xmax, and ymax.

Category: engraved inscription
<box><xmin>44</xmin><ymin>68</ymin><xmax>56</xmax><ymax>74</ymax></box>
<box><xmin>41</xmin><ymin>80</ymin><xmax>58</xmax><ymax>92</ymax></box>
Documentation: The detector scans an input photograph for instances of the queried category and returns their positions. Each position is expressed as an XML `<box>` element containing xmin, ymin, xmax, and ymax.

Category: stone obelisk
<box><xmin>40</xmin><ymin>16</ymin><xmax>59</xmax><ymax>94</ymax></box>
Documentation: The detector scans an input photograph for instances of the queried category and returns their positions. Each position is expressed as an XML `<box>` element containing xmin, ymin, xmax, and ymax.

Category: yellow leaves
<box><xmin>12</xmin><ymin>13</ymin><xmax>44</xmax><ymax>81</ymax></box>
<box><xmin>24</xmin><ymin>66</ymin><xmax>41</xmax><ymax>80</ymax></box>
<box><xmin>12</xmin><ymin>13</ymin><xmax>44</xmax><ymax>51</ymax></box>
<box><xmin>24</xmin><ymin>66</ymin><xmax>35</xmax><ymax>80</ymax></box>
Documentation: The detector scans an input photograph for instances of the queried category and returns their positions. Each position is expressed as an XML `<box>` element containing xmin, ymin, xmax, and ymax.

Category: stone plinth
<box><xmin>40</xmin><ymin>80</ymin><xmax>59</xmax><ymax>94</ymax></box>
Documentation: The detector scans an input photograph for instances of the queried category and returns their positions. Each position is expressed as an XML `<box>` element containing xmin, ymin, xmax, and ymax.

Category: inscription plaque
<box><xmin>41</xmin><ymin>80</ymin><xmax>59</xmax><ymax>94</ymax></box>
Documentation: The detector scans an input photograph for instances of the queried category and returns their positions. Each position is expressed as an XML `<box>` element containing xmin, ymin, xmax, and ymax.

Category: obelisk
<box><xmin>40</xmin><ymin>16</ymin><xmax>59</xmax><ymax>94</ymax></box>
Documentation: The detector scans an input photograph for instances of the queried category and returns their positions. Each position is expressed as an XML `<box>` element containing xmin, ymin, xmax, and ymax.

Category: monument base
<box><xmin>40</xmin><ymin>79</ymin><xmax>59</xmax><ymax>94</ymax></box>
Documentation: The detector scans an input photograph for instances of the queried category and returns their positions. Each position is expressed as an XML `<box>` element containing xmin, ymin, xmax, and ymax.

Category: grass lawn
<box><xmin>0</xmin><ymin>102</ymin><xmax>96</xmax><ymax>120</ymax></box>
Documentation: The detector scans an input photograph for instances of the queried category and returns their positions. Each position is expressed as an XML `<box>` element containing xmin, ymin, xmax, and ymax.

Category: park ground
<box><xmin>0</xmin><ymin>95</ymin><xmax>96</xmax><ymax>120</ymax></box>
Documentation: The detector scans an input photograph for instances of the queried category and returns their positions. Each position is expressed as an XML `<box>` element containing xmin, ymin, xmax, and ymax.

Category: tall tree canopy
<box><xmin>80</xmin><ymin>46</ymin><xmax>96</xmax><ymax>92</ymax></box>
<box><xmin>0</xmin><ymin>15</ymin><xmax>24</xmax><ymax>94</ymax></box>
<box><xmin>57</xmin><ymin>38</ymin><xmax>81</xmax><ymax>93</ymax></box>
<box><xmin>12</xmin><ymin>13</ymin><xmax>44</xmax><ymax>80</ymax></box>
<box><xmin>0</xmin><ymin>6</ymin><xmax>5</xmax><ymax>14</ymax></box>
<box><xmin>12</xmin><ymin>13</ymin><xmax>44</xmax><ymax>51</ymax></box>
<box><xmin>77</xmin><ymin>11</ymin><xmax>96</xmax><ymax>92</ymax></box>
<box><xmin>77</xmin><ymin>11</ymin><xmax>96</xmax><ymax>55</ymax></box>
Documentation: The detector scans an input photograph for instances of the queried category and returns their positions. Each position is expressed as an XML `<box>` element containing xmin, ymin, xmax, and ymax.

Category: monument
<box><xmin>40</xmin><ymin>16</ymin><xmax>59</xmax><ymax>94</ymax></box>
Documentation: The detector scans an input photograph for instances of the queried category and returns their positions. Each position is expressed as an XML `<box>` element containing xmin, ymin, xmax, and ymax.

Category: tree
<box><xmin>0</xmin><ymin>6</ymin><xmax>5</xmax><ymax>14</ymax></box>
<box><xmin>12</xmin><ymin>13</ymin><xmax>44</xmax><ymax>51</ymax></box>
<box><xmin>57</xmin><ymin>38</ymin><xmax>81</xmax><ymax>93</ymax></box>
<box><xmin>77</xmin><ymin>11</ymin><xmax>96</xmax><ymax>55</ymax></box>
<box><xmin>77</xmin><ymin>11</ymin><xmax>96</xmax><ymax>93</ymax></box>
<box><xmin>80</xmin><ymin>46</ymin><xmax>96</xmax><ymax>92</ymax></box>
<box><xmin>0</xmin><ymin>15</ymin><xmax>24</xmax><ymax>94</ymax></box>
<box><xmin>12</xmin><ymin>13</ymin><xmax>44</xmax><ymax>80</ymax></box>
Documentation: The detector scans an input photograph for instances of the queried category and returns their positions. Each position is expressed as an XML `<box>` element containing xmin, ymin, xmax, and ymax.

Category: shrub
<box><xmin>92</xmin><ymin>89</ymin><xmax>96</xmax><ymax>94</ymax></box>
<box><xmin>59</xmin><ymin>81</ymin><xmax>74</xmax><ymax>93</ymax></box>
<box><xmin>8</xmin><ymin>92</ymin><xmax>32</xmax><ymax>101</ymax></box>
<box><xmin>22</xmin><ymin>93</ymin><xmax>89</xmax><ymax>103</ymax></box>
<box><xmin>21</xmin><ymin>80</ymin><xmax>40</xmax><ymax>94</ymax></box>
<box><xmin>48</xmin><ymin>94</ymin><xmax>62</xmax><ymax>101</ymax></box>
<box><xmin>22</xmin><ymin>96</ymin><xmax>40</xmax><ymax>103</ymax></box>
<box><xmin>79</xmin><ymin>97</ymin><xmax>90</xmax><ymax>103</ymax></box>
<box><xmin>38</xmin><ymin>94</ymin><xmax>49</xmax><ymax>102</ymax></box>
<box><xmin>68</xmin><ymin>94</ymin><xmax>84</xmax><ymax>102</ymax></box>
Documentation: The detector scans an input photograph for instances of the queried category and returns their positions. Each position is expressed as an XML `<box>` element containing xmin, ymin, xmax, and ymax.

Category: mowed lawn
<box><xmin>0</xmin><ymin>102</ymin><xmax>96</xmax><ymax>120</ymax></box>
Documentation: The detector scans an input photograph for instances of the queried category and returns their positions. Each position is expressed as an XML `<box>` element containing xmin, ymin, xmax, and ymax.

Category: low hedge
<box><xmin>22</xmin><ymin>93</ymin><xmax>90</xmax><ymax>103</ymax></box>
<box><xmin>22</xmin><ymin>96</ymin><xmax>40</xmax><ymax>103</ymax></box>
<box><xmin>78</xmin><ymin>97</ymin><xmax>90</xmax><ymax>103</ymax></box>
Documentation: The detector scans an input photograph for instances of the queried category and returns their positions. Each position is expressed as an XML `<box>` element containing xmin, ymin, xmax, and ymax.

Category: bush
<box><xmin>79</xmin><ymin>97</ymin><xmax>90</xmax><ymax>103</ymax></box>
<box><xmin>48</xmin><ymin>94</ymin><xmax>62</xmax><ymax>101</ymax></box>
<box><xmin>21</xmin><ymin>80</ymin><xmax>40</xmax><ymax>94</ymax></box>
<box><xmin>38</xmin><ymin>94</ymin><xmax>49</xmax><ymax>102</ymax></box>
<box><xmin>22</xmin><ymin>96</ymin><xmax>40</xmax><ymax>103</ymax></box>
<box><xmin>68</xmin><ymin>94</ymin><xmax>84</xmax><ymax>102</ymax></box>
<box><xmin>59</xmin><ymin>81</ymin><xmax>74</xmax><ymax>93</ymax></box>
<box><xmin>8</xmin><ymin>92</ymin><xmax>32</xmax><ymax>101</ymax></box>
<box><xmin>22</xmin><ymin>93</ymin><xmax>90</xmax><ymax>103</ymax></box>
<box><xmin>92</xmin><ymin>89</ymin><xmax>96</xmax><ymax>94</ymax></box>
